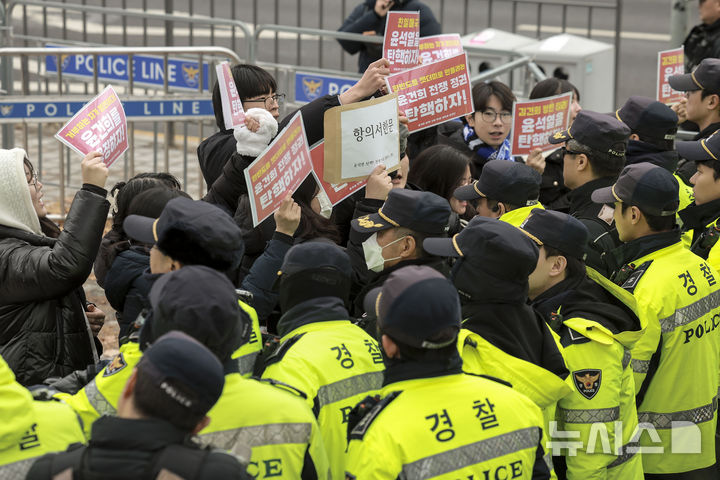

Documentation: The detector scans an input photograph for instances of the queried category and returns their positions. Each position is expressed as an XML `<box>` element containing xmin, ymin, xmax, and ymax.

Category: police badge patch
<box><xmin>573</xmin><ymin>369</ymin><xmax>601</xmax><ymax>399</ymax></box>
<box><xmin>103</xmin><ymin>353</ymin><xmax>127</xmax><ymax>377</ymax></box>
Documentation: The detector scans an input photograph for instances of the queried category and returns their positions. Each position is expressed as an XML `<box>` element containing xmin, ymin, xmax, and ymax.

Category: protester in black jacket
<box><xmin>338</xmin><ymin>0</ymin><xmax>441</xmax><ymax>72</ymax></box>
<box><xmin>0</xmin><ymin>149</ymin><xmax>109</xmax><ymax>386</ymax></box>
<box><xmin>683</xmin><ymin>0</ymin><xmax>720</xmax><ymax>71</ymax></box>
<box><xmin>27</xmin><ymin>331</ymin><xmax>250</xmax><ymax>480</ymax></box>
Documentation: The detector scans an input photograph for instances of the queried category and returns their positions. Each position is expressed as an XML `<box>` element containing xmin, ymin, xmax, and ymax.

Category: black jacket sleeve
<box><xmin>202</xmin><ymin>152</ymin><xmax>253</xmax><ymax>215</ymax></box>
<box><xmin>0</xmin><ymin>189</ymin><xmax>109</xmax><ymax>304</ymax></box>
<box><xmin>278</xmin><ymin>94</ymin><xmax>342</xmax><ymax>148</ymax></box>
<box><xmin>337</xmin><ymin>3</ymin><xmax>380</xmax><ymax>54</ymax></box>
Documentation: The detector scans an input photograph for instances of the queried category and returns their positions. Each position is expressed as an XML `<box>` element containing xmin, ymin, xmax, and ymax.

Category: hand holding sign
<box><xmin>274</xmin><ymin>194</ymin><xmax>302</xmax><ymax>236</ymax></box>
<box><xmin>81</xmin><ymin>151</ymin><xmax>109</xmax><ymax>189</ymax></box>
<box><xmin>55</xmin><ymin>85</ymin><xmax>128</xmax><ymax>167</ymax></box>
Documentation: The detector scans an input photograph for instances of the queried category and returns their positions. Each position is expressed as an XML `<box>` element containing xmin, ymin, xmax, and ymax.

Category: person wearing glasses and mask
<box><xmin>547</xmin><ymin>111</ymin><xmax>631</xmax><ymax>277</ymax></box>
<box><xmin>0</xmin><ymin>149</ymin><xmax>109</xmax><ymax>387</ymax></box>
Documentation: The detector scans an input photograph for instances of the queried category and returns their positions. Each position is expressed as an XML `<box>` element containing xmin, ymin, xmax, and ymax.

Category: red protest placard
<box><xmin>657</xmin><ymin>47</ymin><xmax>684</xmax><ymax>105</ymax></box>
<box><xmin>419</xmin><ymin>34</ymin><xmax>463</xmax><ymax>65</ymax></box>
<box><xmin>55</xmin><ymin>85</ymin><xmax>128</xmax><ymax>167</ymax></box>
<box><xmin>510</xmin><ymin>92</ymin><xmax>572</xmax><ymax>157</ymax></box>
<box><xmin>385</xmin><ymin>52</ymin><xmax>472</xmax><ymax>133</ymax></box>
<box><xmin>310</xmin><ymin>141</ymin><xmax>366</xmax><ymax>206</ymax></box>
<box><xmin>244</xmin><ymin>111</ymin><xmax>313</xmax><ymax>227</ymax></box>
<box><xmin>216</xmin><ymin>61</ymin><xmax>246</xmax><ymax>129</ymax></box>
<box><xmin>383</xmin><ymin>11</ymin><xmax>420</xmax><ymax>73</ymax></box>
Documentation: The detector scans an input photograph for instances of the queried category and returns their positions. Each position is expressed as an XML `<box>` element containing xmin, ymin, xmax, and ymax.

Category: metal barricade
<box><xmin>0</xmin><ymin>45</ymin><xmax>240</xmax><ymax>215</ymax></box>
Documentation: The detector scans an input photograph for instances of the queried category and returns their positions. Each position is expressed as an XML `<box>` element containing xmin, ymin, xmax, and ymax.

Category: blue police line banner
<box><xmin>294</xmin><ymin>72</ymin><xmax>357</xmax><ymax>103</ymax></box>
<box><xmin>45</xmin><ymin>47</ymin><xmax>210</xmax><ymax>92</ymax></box>
<box><xmin>0</xmin><ymin>97</ymin><xmax>213</xmax><ymax>123</ymax></box>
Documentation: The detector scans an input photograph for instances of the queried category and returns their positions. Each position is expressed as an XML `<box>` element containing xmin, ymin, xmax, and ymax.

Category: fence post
<box><xmin>613</xmin><ymin>0</ymin><xmax>622</xmax><ymax>106</ymax></box>
<box><xmin>0</xmin><ymin>2</ymin><xmax>14</xmax><ymax>148</ymax></box>
<box><xmin>670</xmin><ymin>0</ymin><xmax>691</xmax><ymax>47</ymax></box>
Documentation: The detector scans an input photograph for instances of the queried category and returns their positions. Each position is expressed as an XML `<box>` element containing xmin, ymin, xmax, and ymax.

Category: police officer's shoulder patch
<box><xmin>559</xmin><ymin>325</ymin><xmax>591</xmax><ymax>348</ymax></box>
<box><xmin>262</xmin><ymin>333</ymin><xmax>306</xmax><ymax>368</ymax></box>
<box><xmin>349</xmin><ymin>391</ymin><xmax>401</xmax><ymax>441</ymax></box>
<box><xmin>619</xmin><ymin>260</ymin><xmax>653</xmax><ymax>293</ymax></box>
<box><xmin>103</xmin><ymin>353</ymin><xmax>127</xmax><ymax>377</ymax></box>
<box><xmin>573</xmin><ymin>369</ymin><xmax>602</xmax><ymax>399</ymax></box>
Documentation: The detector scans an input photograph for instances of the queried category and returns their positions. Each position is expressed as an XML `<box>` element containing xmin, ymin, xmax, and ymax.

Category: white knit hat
<box><xmin>0</xmin><ymin>148</ymin><xmax>42</xmax><ymax>235</ymax></box>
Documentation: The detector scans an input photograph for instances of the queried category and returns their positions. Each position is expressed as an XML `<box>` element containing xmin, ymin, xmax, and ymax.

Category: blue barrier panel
<box><xmin>45</xmin><ymin>47</ymin><xmax>211</xmax><ymax>92</ymax></box>
<box><xmin>0</xmin><ymin>98</ymin><xmax>214</xmax><ymax>122</ymax></box>
<box><xmin>294</xmin><ymin>72</ymin><xmax>356</xmax><ymax>103</ymax></box>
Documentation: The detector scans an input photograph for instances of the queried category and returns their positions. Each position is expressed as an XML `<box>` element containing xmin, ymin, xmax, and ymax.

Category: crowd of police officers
<box><xmin>3</xmin><ymin>44</ymin><xmax>720</xmax><ymax>480</ymax></box>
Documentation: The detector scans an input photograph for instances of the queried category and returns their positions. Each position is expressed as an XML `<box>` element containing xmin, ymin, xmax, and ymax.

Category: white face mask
<box><xmin>362</xmin><ymin>232</ymin><xmax>406</xmax><ymax>273</ymax></box>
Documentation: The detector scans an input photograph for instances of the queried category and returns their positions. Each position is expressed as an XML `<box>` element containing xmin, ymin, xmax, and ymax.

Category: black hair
<box><xmin>292</xmin><ymin>176</ymin><xmax>342</xmax><ymax>244</ymax></box>
<box><xmin>133</xmin><ymin>365</ymin><xmax>204</xmax><ymax>431</ymax></box>
<box><xmin>394</xmin><ymin>226</ymin><xmax>440</xmax><ymax>259</ymax></box>
<box><xmin>156</xmin><ymin>228</ymin><xmax>241</xmax><ymax>271</ymax></box>
<box><xmin>567</xmin><ymin>139</ymin><xmax>625</xmax><ymax>179</ymax></box>
<box><xmin>471</xmin><ymin>80</ymin><xmax>515</xmax><ymax>113</ymax></box>
<box><xmin>529</xmin><ymin>77</ymin><xmax>580</xmax><ymax>102</ymax></box>
<box><xmin>407</xmin><ymin>145</ymin><xmax>471</xmax><ymax>202</ymax></box>
<box><xmin>620</xmin><ymin>203</ymin><xmax>677</xmax><ymax>232</ymax></box>
<box><xmin>386</xmin><ymin>327</ymin><xmax>459</xmax><ymax>363</ymax></box>
<box><xmin>128</xmin><ymin>172</ymin><xmax>182</xmax><ymax>190</ymax></box>
<box><xmin>127</xmin><ymin>187</ymin><xmax>191</xmax><ymax>220</ymax></box>
<box><xmin>22</xmin><ymin>157</ymin><xmax>34</xmax><ymax>178</ymax></box>
<box><xmin>698</xmin><ymin>159</ymin><xmax>720</xmax><ymax>180</ymax></box>
<box><xmin>110</xmin><ymin>172</ymin><xmax>182</xmax><ymax>228</ymax></box>
<box><xmin>482</xmin><ymin>198</ymin><xmax>521</xmax><ymax>213</ymax></box>
<box><xmin>542</xmin><ymin>245</ymin><xmax>585</xmax><ymax>279</ymax></box>
<box><xmin>212</xmin><ymin>64</ymin><xmax>277</xmax><ymax>129</ymax></box>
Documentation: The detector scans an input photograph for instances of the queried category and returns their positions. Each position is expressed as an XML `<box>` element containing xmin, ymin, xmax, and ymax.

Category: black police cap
<box><xmin>519</xmin><ymin>209</ymin><xmax>589</xmax><ymax>260</ymax></box>
<box><xmin>591</xmin><ymin>163</ymin><xmax>679</xmax><ymax>217</ymax></box>
<box><xmin>351</xmin><ymin>189</ymin><xmax>451</xmax><ymax>236</ymax></box>
<box><xmin>454</xmin><ymin>160</ymin><xmax>541</xmax><ymax>206</ymax></box>
<box><xmin>548</xmin><ymin>110</ymin><xmax>631</xmax><ymax>159</ymax></box>
<box><xmin>363</xmin><ymin>266</ymin><xmax>461</xmax><ymax>349</ymax></box>
<box><xmin>669</xmin><ymin>58</ymin><xmax>720</xmax><ymax>94</ymax></box>
<box><xmin>615</xmin><ymin>96</ymin><xmax>677</xmax><ymax>144</ymax></box>
<box><xmin>676</xmin><ymin>129</ymin><xmax>720</xmax><ymax>163</ymax></box>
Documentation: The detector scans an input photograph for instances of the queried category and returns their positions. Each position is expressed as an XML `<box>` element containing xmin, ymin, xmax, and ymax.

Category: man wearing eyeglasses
<box><xmin>547</xmin><ymin>110</ymin><xmax>631</xmax><ymax>277</ymax></box>
<box><xmin>683</xmin><ymin>0</ymin><xmax>720</xmax><ymax>72</ymax></box>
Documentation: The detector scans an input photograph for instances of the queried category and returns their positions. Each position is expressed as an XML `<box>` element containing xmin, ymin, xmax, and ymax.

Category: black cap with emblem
<box><xmin>350</xmin><ymin>189</ymin><xmax>452</xmax><ymax>235</ymax></box>
<box><xmin>548</xmin><ymin>110</ymin><xmax>631</xmax><ymax>159</ymax></box>
<box><xmin>615</xmin><ymin>96</ymin><xmax>678</xmax><ymax>145</ymax></box>
<box><xmin>453</xmin><ymin>160</ymin><xmax>541</xmax><ymax>206</ymax></box>
<box><xmin>519</xmin><ymin>209</ymin><xmax>589</xmax><ymax>260</ymax></box>
<box><xmin>675</xmin><ymin>129</ymin><xmax>720</xmax><ymax>162</ymax></box>
<box><xmin>591</xmin><ymin>163</ymin><xmax>679</xmax><ymax>216</ymax></box>
<box><xmin>669</xmin><ymin>58</ymin><xmax>720</xmax><ymax>94</ymax></box>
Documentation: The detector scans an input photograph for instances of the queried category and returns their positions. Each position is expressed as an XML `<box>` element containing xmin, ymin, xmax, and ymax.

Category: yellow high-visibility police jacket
<box><xmin>345</xmin><ymin>372</ymin><xmax>550</xmax><ymax>479</ymax></box>
<box><xmin>260</xmin><ymin>318</ymin><xmax>385</xmax><ymax>480</ymax></box>
<box><xmin>614</xmin><ymin>235</ymin><xmax>720</xmax><ymax>474</ymax></box>
<box><xmin>500</xmin><ymin>202</ymin><xmax>545</xmax><ymax>227</ymax></box>
<box><xmin>198</xmin><ymin>374</ymin><xmax>331</xmax><ymax>480</ymax></box>
<box><xmin>0</xmin><ymin>355</ymin><xmax>34</xmax><ymax>450</ymax></box>
<box><xmin>537</xmin><ymin>268</ymin><xmax>646</xmax><ymax>480</ymax></box>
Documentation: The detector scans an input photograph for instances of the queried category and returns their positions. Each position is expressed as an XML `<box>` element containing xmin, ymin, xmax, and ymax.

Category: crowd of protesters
<box><xmin>3</xmin><ymin>5</ymin><xmax>720</xmax><ymax>478</ymax></box>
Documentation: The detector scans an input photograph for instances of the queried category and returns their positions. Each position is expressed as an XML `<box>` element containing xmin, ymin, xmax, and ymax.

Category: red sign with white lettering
<box><xmin>510</xmin><ymin>92</ymin><xmax>572</xmax><ymax>157</ymax></box>
<box><xmin>310</xmin><ymin>142</ymin><xmax>366</xmax><ymax>206</ymax></box>
<box><xmin>383</xmin><ymin>11</ymin><xmax>420</xmax><ymax>73</ymax></box>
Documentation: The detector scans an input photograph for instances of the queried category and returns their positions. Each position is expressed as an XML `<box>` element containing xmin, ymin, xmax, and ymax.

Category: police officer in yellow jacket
<box><xmin>424</xmin><ymin>217</ymin><xmax>571</xmax><ymax>475</ymax></box>
<box><xmin>62</xmin><ymin>265</ymin><xmax>331</xmax><ymax>479</ymax></box>
<box><xmin>592</xmin><ymin>163</ymin><xmax>720</xmax><ymax>477</ymax></box>
<box><xmin>260</xmin><ymin>242</ymin><xmax>385</xmax><ymax>480</ymax></box>
<box><xmin>0</xmin><ymin>355</ymin><xmax>85</xmax><ymax>477</ymax></box>
<box><xmin>523</xmin><ymin>209</ymin><xmax>645</xmax><ymax>479</ymax></box>
<box><xmin>453</xmin><ymin>159</ymin><xmax>544</xmax><ymax>226</ymax></box>
<box><xmin>345</xmin><ymin>265</ymin><xmax>551</xmax><ymax>479</ymax></box>
<box><xmin>677</xmin><ymin>130</ymin><xmax>720</xmax><ymax>273</ymax></box>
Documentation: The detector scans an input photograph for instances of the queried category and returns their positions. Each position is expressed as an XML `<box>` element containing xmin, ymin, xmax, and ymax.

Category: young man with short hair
<box><xmin>591</xmin><ymin>163</ymin><xmax>720</xmax><ymax>477</ymax></box>
<box><xmin>669</xmin><ymin>59</ymin><xmax>720</xmax><ymax>142</ymax></box>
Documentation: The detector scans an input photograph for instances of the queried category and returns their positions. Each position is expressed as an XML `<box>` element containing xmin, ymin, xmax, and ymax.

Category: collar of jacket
<box><xmin>0</xmin><ymin>224</ymin><xmax>54</xmax><ymax>246</ymax></box>
<box><xmin>532</xmin><ymin>266</ymin><xmax>643</xmax><ymax>347</ymax></box>
<box><xmin>679</xmin><ymin>198</ymin><xmax>720</xmax><ymax>231</ymax></box>
<box><xmin>695</xmin><ymin>121</ymin><xmax>720</xmax><ymax>141</ymax></box>
<box><xmin>382</xmin><ymin>353</ymin><xmax>463</xmax><ymax>387</ymax></box>
<box><xmin>89</xmin><ymin>416</ymin><xmax>191</xmax><ymax>451</ymax></box>
<box><xmin>612</xmin><ymin>228</ymin><xmax>682</xmax><ymax>268</ymax></box>
<box><xmin>277</xmin><ymin>296</ymin><xmax>350</xmax><ymax>338</ymax></box>
<box><xmin>626</xmin><ymin>140</ymin><xmax>679</xmax><ymax>172</ymax></box>
<box><xmin>568</xmin><ymin>176</ymin><xmax>616</xmax><ymax>215</ymax></box>
<box><xmin>461</xmin><ymin>303</ymin><xmax>569</xmax><ymax>379</ymax></box>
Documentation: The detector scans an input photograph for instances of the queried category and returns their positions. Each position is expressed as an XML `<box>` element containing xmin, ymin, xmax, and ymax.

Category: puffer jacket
<box><xmin>104</xmin><ymin>247</ymin><xmax>153</xmax><ymax>339</ymax></box>
<box><xmin>0</xmin><ymin>188</ymin><xmax>109</xmax><ymax>386</ymax></box>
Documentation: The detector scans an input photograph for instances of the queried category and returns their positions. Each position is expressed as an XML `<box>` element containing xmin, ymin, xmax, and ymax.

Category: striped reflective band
<box><xmin>622</xmin><ymin>349</ymin><xmax>632</xmax><ymax>370</ymax></box>
<box><xmin>660</xmin><ymin>290</ymin><xmax>720</xmax><ymax>333</ymax></box>
<box><xmin>638</xmin><ymin>396</ymin><xmax>718</xmax><ymax>429</ymax></box>
<box><xmin>631</xmin><ymin>358</ymin><xmax>650</xmax><ymax>374</ymax></box>
<box><xmin>236</xmin><ymin>351</ymin><xmax>259</xmax><ymax>376</ymax></box>
<box><xmin>607</xmin><ymin>440</ymin><xmax>639</xmax><ymax>468</ymax></box>
<box><xmin>558</xmin><ymin>406</ymin><xmax>620</xmax><ymax>424</ymax></box>
<box><xmin>199</xmin><ymin>422</ymin><xmax>312</xmax><ymax>449</ymax></box>
<box><xmin>0</xmin><ymin>458</ymin><xmax>37</xmax><ymax>478</ymax></box>
<box><xmin>85</xmin><ymin>378</ymin><xmax>117</xmax><ymax>416</ymax></box>
<box><xmin>316</xmin><ymin>371</ymin><xmax>383</xmax><ymax>408</ymax></box>
<box><xmin>399</xmin><ymin>427</ymin><xmax>541</xmax><ymax>480</ymax></box>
